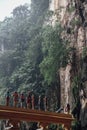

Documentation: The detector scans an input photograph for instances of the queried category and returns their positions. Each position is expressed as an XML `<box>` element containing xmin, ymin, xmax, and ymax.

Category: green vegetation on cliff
<box><xmin>0</xmin><ymin>0</ymin><xmax>68</xmax><ymax>107</ymax></box>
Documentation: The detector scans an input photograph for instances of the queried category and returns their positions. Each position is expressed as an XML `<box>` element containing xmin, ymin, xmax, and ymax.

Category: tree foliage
<box><xmin>0</xmin><ymin>1</ymin><xmax>49</xmax><ymax>99</ymax></box>
<box><xmin>0</xmin><ymin>0</ymin><xmax>69</xmax><ymax>106</ymax></box>
<box><xmin>40</xmin><ymin>23</ymin><xmax>69</xmax><ymax>84</ymax></box>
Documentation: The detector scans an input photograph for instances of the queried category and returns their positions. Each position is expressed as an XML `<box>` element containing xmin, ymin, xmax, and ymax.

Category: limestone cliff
<box><xmin>49</xmin><ymin>0</ymin><xmax>87</xmax><ymax>116</ymax></box>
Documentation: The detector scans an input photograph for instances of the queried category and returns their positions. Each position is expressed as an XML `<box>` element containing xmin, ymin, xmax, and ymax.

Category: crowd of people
<box><xmin>5</xmin><ymin>91</ymin><xmax>48</xmax><ymax>111</ymax></box>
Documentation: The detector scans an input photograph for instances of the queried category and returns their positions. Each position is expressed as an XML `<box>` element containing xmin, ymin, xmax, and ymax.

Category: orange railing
<box><xmin>0</xmin><ymin>105</ymin><xmax>74</xmax><ymax>130</ymax></box>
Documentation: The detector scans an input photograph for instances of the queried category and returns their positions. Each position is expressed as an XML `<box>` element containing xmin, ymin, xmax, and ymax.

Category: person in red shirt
<box><xmin>20</xmin><ymin>93</ymin><xmax>25</xmax><ymax>108</ymax></box>
<box><xmin>13</xmin><ymin>91</ymin><xmax>19</xmax><ymax>107</ymax></box>
<box><xmin>26</xmin><ymin>92</ymin><xmax>31</xmax><ymax>109</ymax></box>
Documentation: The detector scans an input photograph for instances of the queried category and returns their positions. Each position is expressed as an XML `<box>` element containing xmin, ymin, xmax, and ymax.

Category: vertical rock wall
<box><xmin>60</xmin><ymin>64</ymin><xmax>72</xmax><ymax>108</ymax></box>
<box><xmin>50</xmin><ymin>0</ymin><xmax>87</xmax><ymax>111</ymax></box>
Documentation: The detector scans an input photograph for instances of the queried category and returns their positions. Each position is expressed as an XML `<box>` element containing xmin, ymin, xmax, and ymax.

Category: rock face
<box><xmin>49</xmin><ymin>0</ymin><xmax>68</xmax><ymax>22</ymax></box>
<box><xmin>50</xmin><ymin>0</ymin><xmax>87</xmax><ymax>115</ymax></box>
<box><xmin>60</xmin><ymin>64</ymin><xmax>72</xmax><ymax>108</ymax></box>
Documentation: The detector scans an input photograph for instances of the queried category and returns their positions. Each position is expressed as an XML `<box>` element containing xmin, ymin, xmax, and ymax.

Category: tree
<box><xmin>30</xmin><ymin>0</ymin><xmax>49</xmax><ymax>24</ymax></box>
<box><xmin>40</xmin><ymin>23</ymin><xmax>69</xmax><ymax>84</ymax></box>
